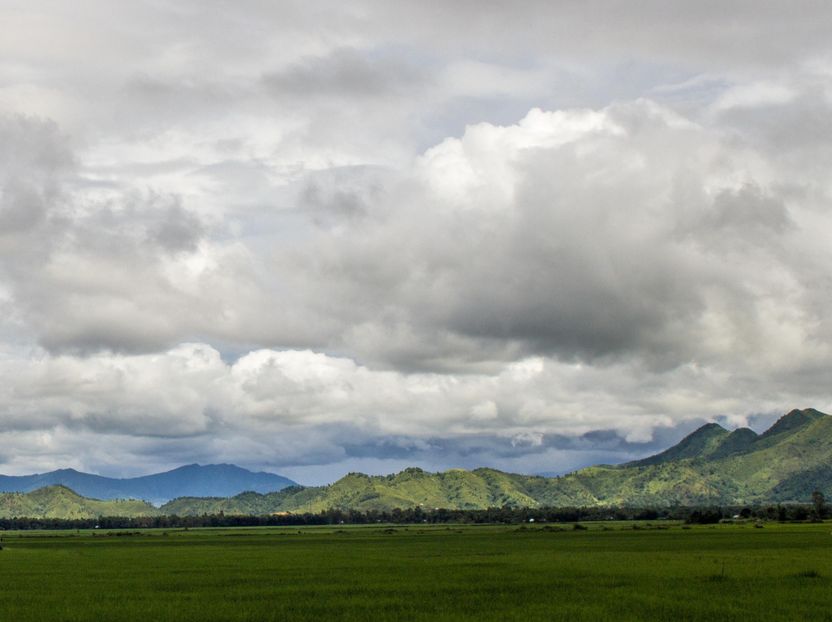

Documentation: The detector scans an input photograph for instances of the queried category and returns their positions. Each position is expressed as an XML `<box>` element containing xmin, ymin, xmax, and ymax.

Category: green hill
<box><xmin>625</xmin><ymin>422</ymin><xmax>730</xmax><ymax>466</ymax></box>
<box><xmin>0</xmin><ymin>485</ymin><xmax>159</xmax><ymax>519</ymax></box>
<box><xmin>3</xmin><ymin>408</ymin><xmax>831</xmax><ymax>518</ymax></box>
<box><xmin>159</xmin><ymin>408</ymin><xmax>832</xmax><ymax>514</ymax></box>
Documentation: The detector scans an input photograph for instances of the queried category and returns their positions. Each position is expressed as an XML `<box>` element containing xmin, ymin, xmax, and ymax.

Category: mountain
<box><xmin>625</xmin><ymin>422</ymin><xmax>731</xmax><ymax>466</ymax></box>
<box><xmin>523</xmin><ymin>408</ymin><xmax>832</xmax><ymax>508</ymax></box>
<box><xmin>0</xmin><ymin>485</ymin><xmax>158</xmax><ymax>519</ymax></box>
<box><xmin>160</xmin><ymin>408</ymin><xmax>832</xmax><ymax>514</ymax></box>
<box><xmin>2</xmin><ymin>408</ymin><xmax>830</xmax><ymax>518</ymax></box>
<box><xmin>0</xmin><ymin>464</ymin><xmax>296</xmax><ymax>505</ymax></box>
<box><xmin>160</xmin><ymin>468</ymin><xmax>541</xmax><ymax>515</ymax></box>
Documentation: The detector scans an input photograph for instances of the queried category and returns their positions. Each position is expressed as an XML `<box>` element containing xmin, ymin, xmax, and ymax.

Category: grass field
<box><xmin>0</xmin><ymin>521</ymin><xmax>830</xmax><ymax>621</ymax></box>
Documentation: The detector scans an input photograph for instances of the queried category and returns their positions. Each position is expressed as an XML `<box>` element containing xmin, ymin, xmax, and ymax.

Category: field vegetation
<box><xmin>0</xmin><ymin>521</ymin><xmax>829</xmax><ymax>621</ymax></box>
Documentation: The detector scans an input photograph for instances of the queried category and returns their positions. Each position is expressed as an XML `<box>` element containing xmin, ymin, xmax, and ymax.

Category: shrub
<box><xmin>794</xmin><ymin>570</ymin><xmax>821</xmax><ymax>579</ymax></box>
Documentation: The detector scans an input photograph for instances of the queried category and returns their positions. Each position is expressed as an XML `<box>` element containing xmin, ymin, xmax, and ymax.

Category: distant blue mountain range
<box><xmin>0</xmin><ymin>464</ymin><xmax>296</xmax><ymax>505</ymax></box>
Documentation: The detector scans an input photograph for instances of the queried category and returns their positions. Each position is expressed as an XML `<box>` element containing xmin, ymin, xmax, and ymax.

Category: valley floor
<box><xmin>0</xmin><ymin>521</ymin><xmax>829</xmax><ymax>621</ymax></box>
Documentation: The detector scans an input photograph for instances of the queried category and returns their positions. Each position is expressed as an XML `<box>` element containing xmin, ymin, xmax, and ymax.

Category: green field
<box><xmin>0</xmin><ymin>522</ymin><xmax>830</xmax><ymax>621</ymax></box>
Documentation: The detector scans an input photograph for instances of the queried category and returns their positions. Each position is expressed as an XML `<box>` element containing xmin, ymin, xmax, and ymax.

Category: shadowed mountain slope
<box><xmin>625</xmin><ymin>422</ymin><xmax>731</xmax><ymax>466</ymax></box>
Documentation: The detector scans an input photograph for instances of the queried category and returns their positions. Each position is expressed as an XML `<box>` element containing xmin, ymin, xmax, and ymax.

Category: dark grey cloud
<box><xmin>0</xmin><ymin>115</ymin><xmax>74</xmax><ymax>311</ymax></box>
<box><xmin>365</xmin><ymin>1</ymin><xmax>832</xmax><ymax>70</ymax></box>
<box><xmin>263</xmin><ymin>47</ymin><xmax>426</xmax><ymax>100</ymax></box>
<box><xmin>147</xmin><ymin>200</ymin><xmax>206</xmax><ymax>254</ymax></box>
<box><xmin>0</xmin><ymin>115</ymin><xmax>72</xmax><ymax>230</ymax></box>
<box><xmin>298</xmin><ymin>165</ymin><xmax>391</xmax><ymax>229</ymax></box>
<box><xmin>341</xmin><ymin>429</ymin><xmax>653</xmax><ymax>463</ymax></box>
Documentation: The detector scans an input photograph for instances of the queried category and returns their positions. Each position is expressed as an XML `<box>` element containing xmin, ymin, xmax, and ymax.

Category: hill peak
<box><xmin>762</xmin><ymin>408</ymin><xmax>827</xmax><ymax>438</ymax></box>
<box><xmin>626</xmin><ymin>421</ymin><xmax>728</xmax><ymax>467</ymax></box>
<box><xmin>693</xmin><ymin>422</ymin><xmax>728</xmax><ymax>435</ymax></box>
<box><xmin>169</xmin><ymin>463</ymin><xmax>238</xmax><ymax>473</ymax></box>
<box><xmin>29</xmin><ymin>484</ymin><xmax>83</xmax><ymax>498</ymax></box>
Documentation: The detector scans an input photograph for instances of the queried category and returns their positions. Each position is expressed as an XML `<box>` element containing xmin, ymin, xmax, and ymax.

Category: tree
<box><xmin>811</xmin><ymin>491</ymin><xmax>826</xmax><ymax>520</ymax></box>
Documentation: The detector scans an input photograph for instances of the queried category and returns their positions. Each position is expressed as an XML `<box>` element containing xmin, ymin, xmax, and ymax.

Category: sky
<box><xmin>1</xmin><ymin>1</ymin><xmax>832</xmax><ymax>484</ymax></box>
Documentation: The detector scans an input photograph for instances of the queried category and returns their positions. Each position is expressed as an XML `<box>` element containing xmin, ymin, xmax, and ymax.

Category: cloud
<box><xmin>262</xmin><ymin>47</ymin><xmax>425</xmax><ymax>100</ymax></box>
<box><xmin>1</xmin><ymin>2</ymin><xmax>832</xmax><ymax>479</ymax></box>
<box><xmin>3</xmin><ymin>90</ymin><xmax>832</xmax><ymax>479</ymax></box>
<box><xmin>0</xmin><ymin>341</ymin><xmax>825</xmax><ymax>480</ymax></box>
<box><xmin>0</xmin><ymin>115</ymin><xmax>72</xmax><ymax>233</ymax></box>
<box><xmin>274</xmin><ymin>98</ymin><xmax>830</xmax><ymax>380</ymax></box>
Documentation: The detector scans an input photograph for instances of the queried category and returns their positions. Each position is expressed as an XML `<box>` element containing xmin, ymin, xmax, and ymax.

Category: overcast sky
<box><xmin>1</xmin><ymin>1</ymin><xmax>831</xmax><ymax>484</ymax></box>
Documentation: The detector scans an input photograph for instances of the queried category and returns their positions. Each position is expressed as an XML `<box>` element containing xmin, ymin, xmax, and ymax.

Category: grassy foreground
<box><xmin>0</xmin><ymin>522</ymin><xmax>830</xmax><ymax>621</ymax></box>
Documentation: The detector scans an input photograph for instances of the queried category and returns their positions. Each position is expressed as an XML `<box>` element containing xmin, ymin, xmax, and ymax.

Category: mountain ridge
<box><xmin>1</xmin><ymin>408</ymin><xmax>830</xmax><ymax>518</ymax></box>
<box><xmin>0</xmin><ymin>463</ymin><xmax>296</xmax><ymax>505</ymax></box>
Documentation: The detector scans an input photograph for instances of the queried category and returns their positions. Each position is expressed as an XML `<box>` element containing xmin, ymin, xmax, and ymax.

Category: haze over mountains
<box><xmin>0</xmin><ymin>464</ymin><xmax>296</xmax><ymax>505</ymax></box>
<box><xmin>1</xmin><ymin>409</ymin><xmax>830</xmax><ymax>519</ymax></box>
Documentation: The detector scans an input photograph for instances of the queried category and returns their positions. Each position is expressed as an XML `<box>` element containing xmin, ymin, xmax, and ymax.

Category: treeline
<box><xmin>0</xmin><ymin>501</ymin><xmax>827</xmax><ymax>530</ymax></box>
